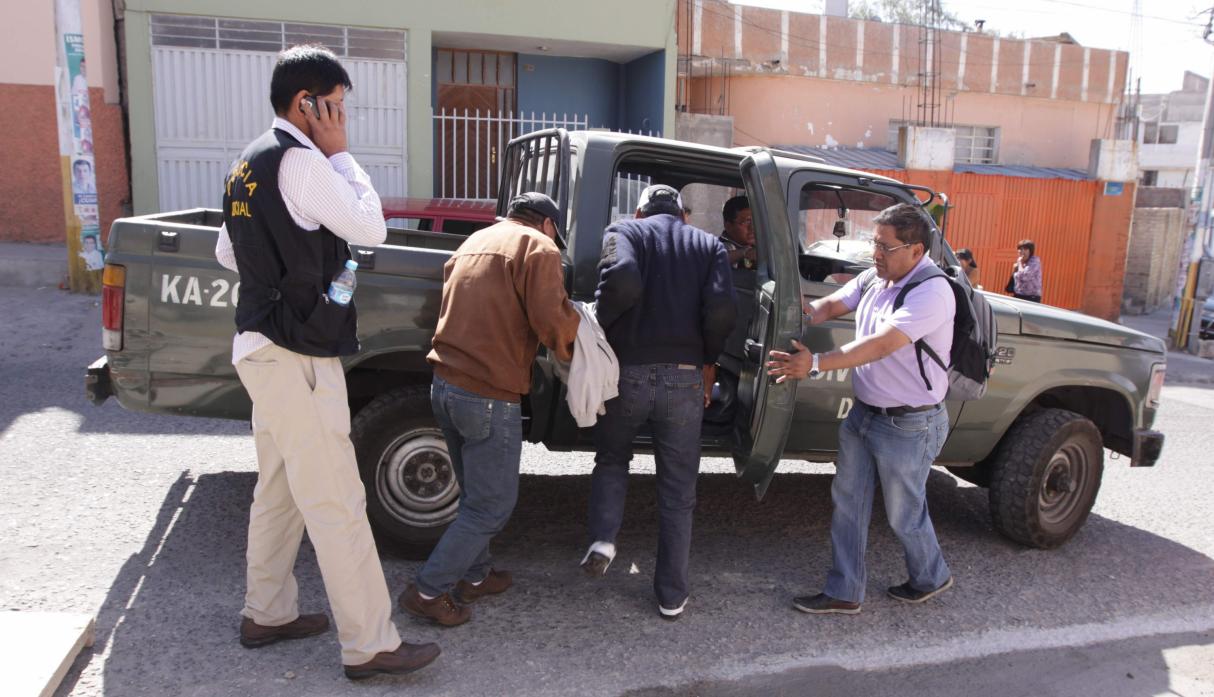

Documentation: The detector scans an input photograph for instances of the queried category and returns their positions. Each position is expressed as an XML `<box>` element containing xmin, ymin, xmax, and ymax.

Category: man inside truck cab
<box><xmin>767</xmin><ymin>203</ymin><xmax>955</xmax><ymax>615</ymax></box>
<box><xmin>719</xmin><ymin>195</ymin><xmax>757</xmax><ymax>270</ymax></box>
<box><xmin>214</xmin><ymin>44</ymin><xmax>439</xmax><ymax>680</ymax></box>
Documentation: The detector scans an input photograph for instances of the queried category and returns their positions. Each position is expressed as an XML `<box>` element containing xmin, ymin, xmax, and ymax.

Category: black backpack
<box><xmin>862</xmin><ymin>264</ymin><xmax>997</xmax><ymax>401</ymax></box>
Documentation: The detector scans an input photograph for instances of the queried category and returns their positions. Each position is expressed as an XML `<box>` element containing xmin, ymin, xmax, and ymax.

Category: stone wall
<box><xmin>1122</xmin><ymin>207</ymin><xmax>1187</xmax><ymax>315</ymax></box>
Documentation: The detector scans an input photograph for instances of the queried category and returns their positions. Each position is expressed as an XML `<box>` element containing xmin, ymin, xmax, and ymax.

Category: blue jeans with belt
<box><xmin>588</xmin><ymin>363</ymin><xmax>705</xmax><ymax>608</ymax></box>
<box><xmin>416</xmin><ymin>375</ymin><xmax>522</xmax><ymax>598</ymax></box>
<box><xmin>823</xmin><ymin>401</ymin><xmax>951</xmax><ymax>603</ymax></box>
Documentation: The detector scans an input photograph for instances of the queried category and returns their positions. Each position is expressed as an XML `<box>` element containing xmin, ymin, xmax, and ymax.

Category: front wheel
<box><xmin>351</xmin><ymin>385</ymin><xmax>460</xmax><ymax>557</ymax></box>
<box><xmin>987</xmin><ymin>408</ymin><xmax>1104</xmax><ymax>549</ymax></box>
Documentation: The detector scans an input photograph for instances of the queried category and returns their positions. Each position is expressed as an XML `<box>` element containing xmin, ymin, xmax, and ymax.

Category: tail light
<box><xmin>1147</xmin><ymin>362</ymin><xmax>1166</xmax><ymax>409</ymax></box>
<box><xmin>102</xmin><ymin>264</ymin><xmax>125</xmax><ymax>351</ymax></box>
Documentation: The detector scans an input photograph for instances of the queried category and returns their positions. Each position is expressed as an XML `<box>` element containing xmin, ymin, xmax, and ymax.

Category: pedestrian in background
<box><xmin>1010</xmin><ymin>239</ymin><xmax>1042</xmax><ymax>303</ymax></box>
<box><xmin>955</xmin><ymin>248</ymin><xmax>981</xmax><ymax>289</ymax></box>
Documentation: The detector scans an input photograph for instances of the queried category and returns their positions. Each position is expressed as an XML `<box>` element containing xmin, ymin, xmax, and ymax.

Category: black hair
<box><xmin>73</xmin><ymin>159</ymin><xmax>92</xmax><ymax>173</ymax></box>
<box><xmin>723</xmin><ymin>195</ymin><xmax>750</xmax><ymax>223</ymax></box>
<box><xmin>1017</xmin><ymin>239</ymin><xmax>1036</xmax><ymax>257</ymax></box>
<box><xmin>507</xmin><ymin>208</ymin><xmax>548</xmax><ymax>229</ymax></box>
<box><xmin>270</xmin><ymin>45</ymin><xmax>353</xmax><ymax>116</ymax></box>
<box><xmin>873</xmin><ymin>203</ymin><xmax>932</xmax><ymax>249</ymax></box>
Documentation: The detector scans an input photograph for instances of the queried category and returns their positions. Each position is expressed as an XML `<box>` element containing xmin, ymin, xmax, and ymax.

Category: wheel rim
<box><xmin>1037</xmin><ymin>442</ymin><xmax>1089</xmax><ymax>528</ymax></box>
<box><xmin>375</xmin><ymin>428</ymin><xmax>460</xmax><ymax>528</ymax></box>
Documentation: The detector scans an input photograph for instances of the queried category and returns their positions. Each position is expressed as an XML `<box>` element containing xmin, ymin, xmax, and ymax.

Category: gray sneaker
<box><xmin>792</xmin><ymin>593</ymin><xmax>861</xmax><ymax>615</ymax></box>
<box><xmin>887</xmin><ymin>576</ymin><xmax>954</xmax><ymax>604</ymax></box>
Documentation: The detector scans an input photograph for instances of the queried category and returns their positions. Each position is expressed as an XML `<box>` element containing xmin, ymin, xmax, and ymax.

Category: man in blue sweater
<box><xmin>582</xmin><ymin>184</ymin><xmax>737</xmax><ymax>620</ymax></box>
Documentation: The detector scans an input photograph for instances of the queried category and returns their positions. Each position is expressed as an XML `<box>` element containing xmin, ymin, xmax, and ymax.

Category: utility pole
<box><xmin>53</xmin><ymin>0</ymin><xmax>103</xmax><ymax>293</ymax></box>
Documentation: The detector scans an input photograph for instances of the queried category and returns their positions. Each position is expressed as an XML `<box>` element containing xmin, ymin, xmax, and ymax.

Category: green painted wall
<box><xmin>122</xmin><ymin>0</ymin><xmax>677</xmax><ymax>212</ymax></box>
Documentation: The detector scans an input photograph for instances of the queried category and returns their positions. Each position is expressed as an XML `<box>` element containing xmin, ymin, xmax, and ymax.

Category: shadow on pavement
<box><xmin>55</xmin><ymin>468</ymin><xmax>1214</xmax><ymax>696</ymax></box>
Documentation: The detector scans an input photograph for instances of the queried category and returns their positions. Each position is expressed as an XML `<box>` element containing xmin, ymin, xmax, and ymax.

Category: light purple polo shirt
<box><xmin>838</xmin><ymin>255</ymin><xmax>956</xmax><ymax>407</ymax></box>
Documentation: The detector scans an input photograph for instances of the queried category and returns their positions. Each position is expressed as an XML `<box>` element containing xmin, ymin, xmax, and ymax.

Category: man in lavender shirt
<box><xmin>767</xmin><ymin>203</ymin><xmax>955</xmax><ymax>614</ymax></box>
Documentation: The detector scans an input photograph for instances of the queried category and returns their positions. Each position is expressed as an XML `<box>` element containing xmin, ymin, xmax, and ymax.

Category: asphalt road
<box><xmin>1</xmin><ymin>286</ymin><xmax>1212</xmax><ymax>696</ymax></box>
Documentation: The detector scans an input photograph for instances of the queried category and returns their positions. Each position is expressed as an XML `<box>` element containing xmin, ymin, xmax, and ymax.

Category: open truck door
<box><xmin>496</xmin><ymin>128</ymin><xmax>573</xmax><ymax>444</ymax></box>
<box><xmin>732</xmin><ymin>151</ymin><xmax>801</xmax><ymax>498</ymax></box>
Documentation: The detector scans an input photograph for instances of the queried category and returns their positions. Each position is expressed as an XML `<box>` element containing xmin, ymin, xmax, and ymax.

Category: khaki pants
<box><xmin>235</xmin><ymin>343</ymin><xmax>400</xmax><ymax>665</ymax></box>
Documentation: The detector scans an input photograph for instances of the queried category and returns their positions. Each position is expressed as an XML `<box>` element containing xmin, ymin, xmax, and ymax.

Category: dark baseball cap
<box><xmin>637</xmin><ymin>184</ymin><xmax>685</xmax><ymax>216</ymax></box>
<box><xmin>955</xmin><ymin>247</ymin><xmax>977</xmax><ymax>267</ymax></box>
<box><xmin>507</xmin><ymin>192</ymin><xmax>560</xmax><ymax>222</ymax></box>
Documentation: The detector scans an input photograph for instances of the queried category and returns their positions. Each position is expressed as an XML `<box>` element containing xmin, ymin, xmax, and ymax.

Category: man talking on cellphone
<box><xmin>214</xmin><ymin>45</ymin><xmax>439</xmax><ymax>680</ymax></box>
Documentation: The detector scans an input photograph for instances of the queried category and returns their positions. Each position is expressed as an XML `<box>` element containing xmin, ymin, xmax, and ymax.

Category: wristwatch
<box><xmin>807</xmin><ymin>353</ymin><xmax>821</xmax><ymax>378</ymax></box>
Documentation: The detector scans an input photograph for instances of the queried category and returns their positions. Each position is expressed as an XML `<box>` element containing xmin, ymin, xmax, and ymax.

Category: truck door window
<box><xmin>796</xmin><ymin>186</ymin><xmax>898</xmax><ymax>286</ymax></box>
<box><xmin>386</xmin><ymin>217</ymin><xmax>433</xmax><ymax>231</ymax></box>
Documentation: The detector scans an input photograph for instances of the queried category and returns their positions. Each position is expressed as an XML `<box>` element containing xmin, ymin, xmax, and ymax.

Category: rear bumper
<box><xmin>85</xmin><ymin>355</ymin><xmax>113</xmax><ymax>406</ymax></box>
<box><xmin>1131</xmin><ymin>428</ymin><xmax>1164</xmax><ymax>467</ymax></box>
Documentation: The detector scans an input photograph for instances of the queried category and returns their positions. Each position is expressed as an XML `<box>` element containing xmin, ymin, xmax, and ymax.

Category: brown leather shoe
<box><xmin>399</xmin><ymin>584</ymin><xmax>471</xmax><ymax>626</ymax></box>
<box><xmin>453</xmin><ymin>569</ymin><xmax>513</xmax><ymax>604</ymax></box>
<box><xmin>239</xmin><ymin>613</ymin><xmax>330</xmax><ymax>648</ymax></box>
<box><xmin>344</xmin><ymin>641</ymin><xmax>441</xmax><ymax>680</ymax></box>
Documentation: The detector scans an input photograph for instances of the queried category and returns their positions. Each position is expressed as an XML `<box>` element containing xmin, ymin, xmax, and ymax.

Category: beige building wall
<box><xmin>678</xmin><ymin>0</ymin><xmax>1129</xmax><ymax>170</ymax></box>
<box><xmin>0</xmin><ymin>0</ymin><xmax>119</xmax><ymax>102</ymax></box>
<box><xmin>716</xmin><ymin>76</ymin><xmax>1117</xmax><ymax>169</ymax></box>
<box><xmin>0</xmin><ymin>0</ymin><xmax>128</xmax><ymax>243</ymax></box>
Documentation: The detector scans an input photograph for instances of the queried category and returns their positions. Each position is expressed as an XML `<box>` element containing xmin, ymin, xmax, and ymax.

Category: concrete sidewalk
<box><xmin>0</xmin><ymin>242</ymin><xmax>68</xmax><ymax>289</ymax></box>
<box><xmin>1119</xmin><ymin>308</ymin><xmax>1212</xmax><ymax>384</ymax></box>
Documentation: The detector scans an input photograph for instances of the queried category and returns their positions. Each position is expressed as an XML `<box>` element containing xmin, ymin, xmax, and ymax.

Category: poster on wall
<box><xmin>65</xmin><ymin>32</ymin><xmax>104</xmax><ymax>270</ymax></box>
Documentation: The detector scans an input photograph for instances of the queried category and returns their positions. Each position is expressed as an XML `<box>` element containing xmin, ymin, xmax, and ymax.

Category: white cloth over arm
<box><xmin>564</xmin><ymin>301</ymin><xmax>619</xmax><ymax>427</ymax></box>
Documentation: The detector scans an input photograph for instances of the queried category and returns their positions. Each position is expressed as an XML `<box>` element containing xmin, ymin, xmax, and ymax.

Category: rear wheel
<box><xmin>987</xmin><ymin>408</ymin><xmax>1104</xmax><ymax>549</ymax></box>
<box><xmin>351</xmin><ymin>385</ymin><xmax>459</xmax><ymax>557</ymax></box>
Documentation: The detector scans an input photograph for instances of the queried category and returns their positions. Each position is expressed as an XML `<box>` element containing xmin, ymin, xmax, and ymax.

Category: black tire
<box><xmin>987</xmin><ymin>408</ymin><xmax>1104</xmax><ymax>549</ymax></box>
<box><xmin>350</xmin><ymin>385</ymin><xmax>459</xmax><ymax>557</ymax></box>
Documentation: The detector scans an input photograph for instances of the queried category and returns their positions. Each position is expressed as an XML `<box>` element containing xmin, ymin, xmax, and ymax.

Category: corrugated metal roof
<box><xmin>954</xmin><ymin>163</ymin><xmax>1090</xmax><ymax>180</ymax></box>
<box><xmin>776</xmin><ymin>145</ymin><xmax>902</xmax><ymax>170</ymax></box>
<box><xmin>774</xmin><ymin>146</ymin><xmax>1091</xmax><ymax>181</ymax></box>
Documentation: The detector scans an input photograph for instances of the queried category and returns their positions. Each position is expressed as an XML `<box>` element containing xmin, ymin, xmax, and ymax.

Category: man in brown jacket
<box><xmin>400</xmin><ymin>192</ymin><xmax>579</xmax><ymax>626</ymax></box>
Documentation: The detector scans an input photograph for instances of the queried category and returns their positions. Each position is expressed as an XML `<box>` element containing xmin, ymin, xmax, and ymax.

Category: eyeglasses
<box><xmin>872</xmin><ymin>240</ymin><xmax>914</xmax><ymax>255</ymax></box>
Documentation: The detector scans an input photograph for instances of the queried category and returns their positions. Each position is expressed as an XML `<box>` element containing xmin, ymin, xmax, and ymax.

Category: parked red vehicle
<box><xmin>381</xmin><ymin>197</ymin><xmax>496</xmax><ymax>236</ymax></box>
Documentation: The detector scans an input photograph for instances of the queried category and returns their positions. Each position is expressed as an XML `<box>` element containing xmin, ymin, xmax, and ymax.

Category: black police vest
<box><xmin>223</xmin><ymin>128</ymin><xmax>359</xmax><ymax>357</ymax></box>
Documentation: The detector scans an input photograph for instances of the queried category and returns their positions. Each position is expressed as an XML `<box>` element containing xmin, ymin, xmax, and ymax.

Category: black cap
<box><xmin>507</xmin><ymin>192</ymin><xmax>560</xmax><ymax>223</ymax></box>
<box><xmin>955</xmin><ymin>247</ymin><xmax>976</xmax><ymax>267</ymax></box>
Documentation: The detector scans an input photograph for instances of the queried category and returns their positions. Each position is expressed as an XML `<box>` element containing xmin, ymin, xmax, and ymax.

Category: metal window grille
<box><xmin>151</xmin><ymin>14</ymin><xmax>405</xmax><ymax>60</ymax></box>
<box><xmin>887</xmin><ymin>121</ymin><xmax>999</xmax><ymax>165</ymax></box>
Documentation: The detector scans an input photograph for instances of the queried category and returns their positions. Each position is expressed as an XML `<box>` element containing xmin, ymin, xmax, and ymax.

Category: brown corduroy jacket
<box><xmin>427</xmin><ymin>218</ymin><xmax>579</xmax><ymax>402</ymax></box>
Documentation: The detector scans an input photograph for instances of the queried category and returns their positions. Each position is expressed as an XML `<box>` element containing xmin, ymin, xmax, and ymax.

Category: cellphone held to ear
<box><xmin>300</xmin><ymin>95</ymin><xmax>322</xmax><ymax>118</ymax></box>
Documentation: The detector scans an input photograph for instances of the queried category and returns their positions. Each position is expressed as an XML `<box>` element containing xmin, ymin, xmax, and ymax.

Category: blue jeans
<box><xmin>588</xmin><ymin>363</ymin><xmax>705</xmax><ymax>608</ymax></box>
<box><xmin>416</xmin><ymin>375</ymin><xmax>522</xmax><ymax>597</ymax></box>
<box><xmin>823</xmin><ymin>401</ymin><xmax>951</xmax><ymax>603</ymax></box>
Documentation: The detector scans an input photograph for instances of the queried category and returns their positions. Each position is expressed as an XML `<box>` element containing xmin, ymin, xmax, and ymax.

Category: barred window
<box><xmin>151</xmin><ymin>15</ymin><xmax>405</xmax><ymax>61</ymax></box>
<box><xmin>887</xmin><ymin>121</ymin><xmax>1000</xmax><ymax>165</ymax></box>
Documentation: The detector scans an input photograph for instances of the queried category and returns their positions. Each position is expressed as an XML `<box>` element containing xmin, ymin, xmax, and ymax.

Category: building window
<box><xmin>150</xmin><ymin>15</ymin><xmax>406</xmax><ymax>60</ymax></box>
<box><xmin>887</xmin><ymin>121</ymin><xmax>999</xmax><ymax>164</ymax></box>
<box><xmin>1141</xmin><ymin>170</ymin><xmax>1158</xmax><ymax>186</ymax></box>
<box><xmin>1142</xmin><ymin>122</ymin><xmax>1180</xmax><ymax>145</ymax></box>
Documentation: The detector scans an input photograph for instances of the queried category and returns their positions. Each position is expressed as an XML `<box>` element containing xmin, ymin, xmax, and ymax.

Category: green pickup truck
<box><xmin>86</xmin><ymin>129</ymin><xmax>1166</xmax><ymax>553</ymax></box>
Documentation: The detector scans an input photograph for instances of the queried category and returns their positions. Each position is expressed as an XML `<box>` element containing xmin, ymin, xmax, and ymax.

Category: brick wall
<box><xmin>1122</xmin><ymin>208</ymin><xmax>1186</xmax><ymax>315</ymax></box>
<box><xmin>0</xmin><ymin>84</ymin><xmax>129</xmax><ymax>244</ymax></box>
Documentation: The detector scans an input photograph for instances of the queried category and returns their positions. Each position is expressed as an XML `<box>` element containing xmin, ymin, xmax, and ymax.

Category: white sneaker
<box><xmin>658</xmin><ymin>599</ymin><xmax>687</xmax><ymax>621</ymax></box>
<box><xmin>580</xmin><ymin>541</ymin><xmax>616</xmax><ymax>577</ymax></box>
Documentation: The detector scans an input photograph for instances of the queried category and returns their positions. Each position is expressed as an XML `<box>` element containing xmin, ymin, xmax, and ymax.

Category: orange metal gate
<box><xmin>863</xmin><ymin>169</ymin><xmax>1100</xmax><ymax>310</ymax></box>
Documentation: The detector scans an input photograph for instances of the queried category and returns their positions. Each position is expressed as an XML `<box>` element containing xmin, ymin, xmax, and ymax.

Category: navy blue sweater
<box><xmin>595</xmin><ymin>214</ymin><xmax>737</xmax><ymax>366</ymax></box>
